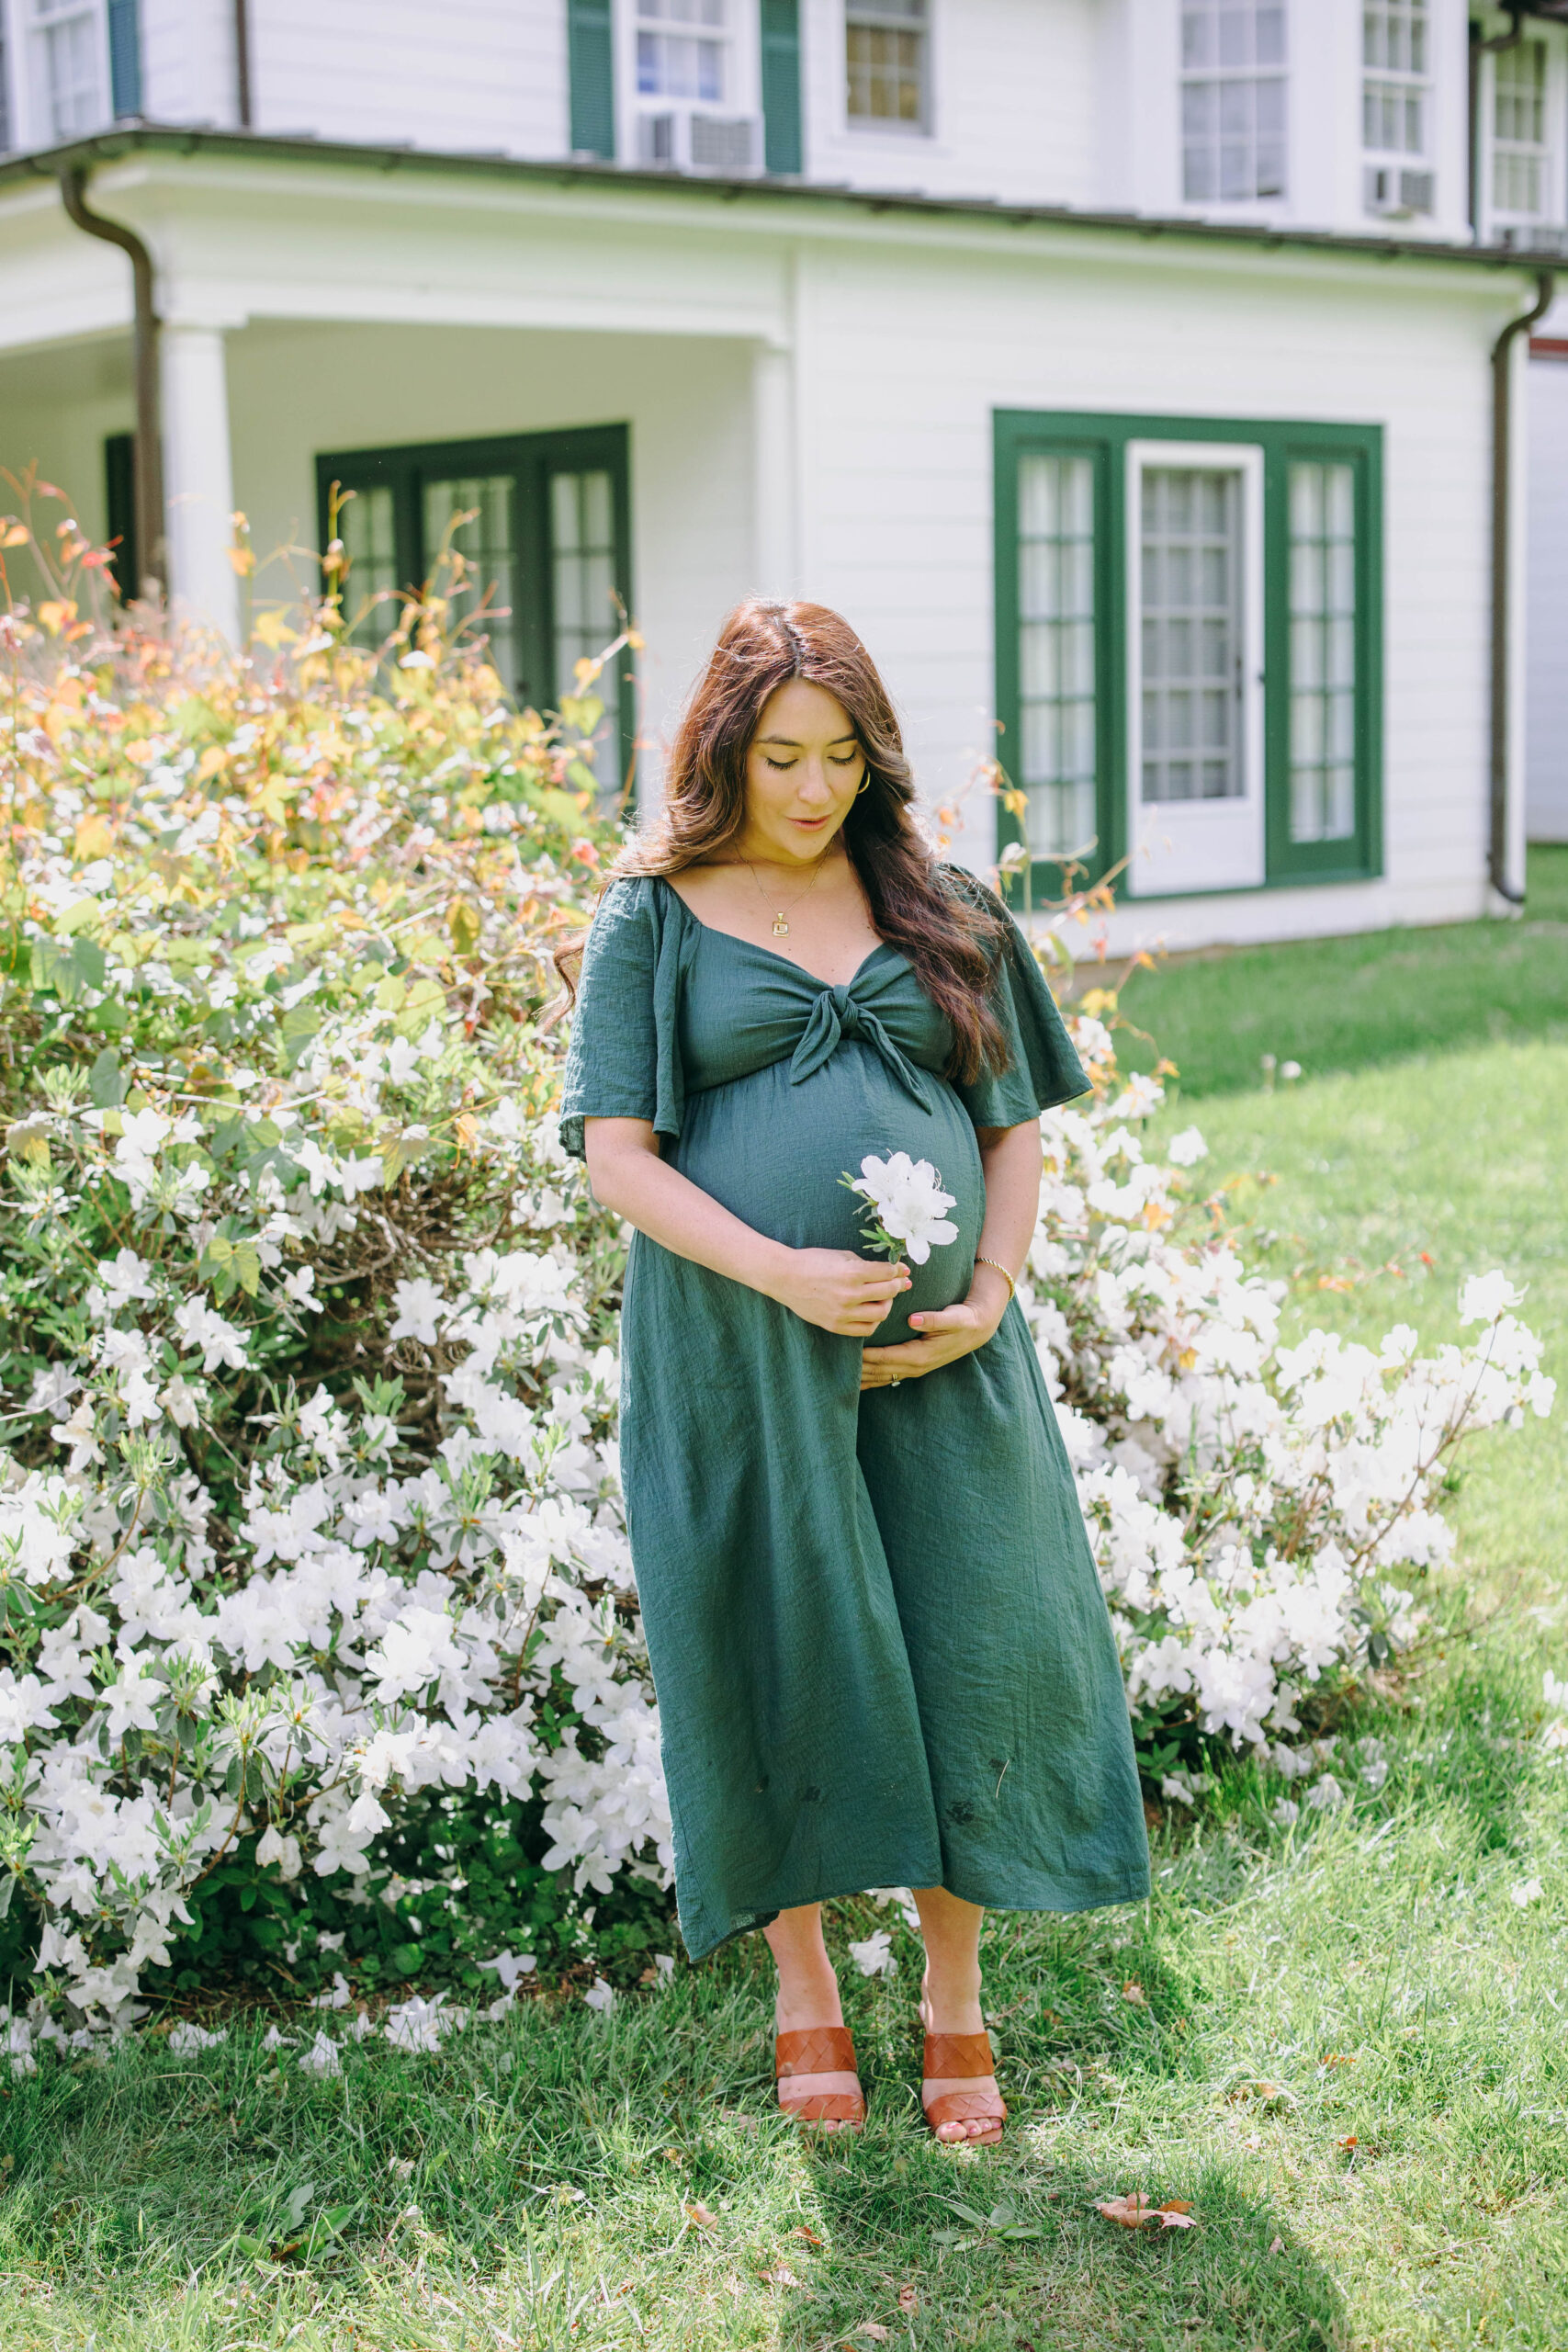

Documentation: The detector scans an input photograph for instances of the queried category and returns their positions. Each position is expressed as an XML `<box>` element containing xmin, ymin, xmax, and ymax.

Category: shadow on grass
<box><xmin>0</xmin><ymin>1932</ymin><xmax>1351</xmax><ymax>2352</ymax></box>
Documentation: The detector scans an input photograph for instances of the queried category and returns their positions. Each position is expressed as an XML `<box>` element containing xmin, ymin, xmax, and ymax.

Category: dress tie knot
<box><xmin>788</xmin><ymin>983</ymin><xmax>935</xmax><ymax>1113</ymax></box>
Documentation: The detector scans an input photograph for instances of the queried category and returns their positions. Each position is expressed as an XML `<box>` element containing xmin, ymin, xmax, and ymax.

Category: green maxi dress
<box><xmin>560</xmin><ymin>870</ymin><xmax>1150</xmax><ymax>1961</ymax></box>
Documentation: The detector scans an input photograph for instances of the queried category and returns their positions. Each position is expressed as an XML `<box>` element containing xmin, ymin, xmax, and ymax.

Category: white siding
<box><xmin>237</xmin><ymin>0</ymin><xmax>567</xmax><ymax>160</ymax></box>
<box><xmin>801</xmin><ymin>0</ymin><xmax>1100</xmax><ymax>208</ymax></box>
<box><xmin>1527</xmin><ymin>353</ymin><xmax>1568</xmax><ymax>841</ymax></box>
<box><xmin>141</xmin><ymin>0</ymin><xmax>238</xmax><ymax>129</ymax></box>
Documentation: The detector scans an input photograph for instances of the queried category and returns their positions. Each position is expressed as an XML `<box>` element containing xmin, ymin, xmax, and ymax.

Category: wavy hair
<box><xmin>558</xmin><ymin>599</ymin><xmax>1010</xmax><ymax>1083</ymax></box>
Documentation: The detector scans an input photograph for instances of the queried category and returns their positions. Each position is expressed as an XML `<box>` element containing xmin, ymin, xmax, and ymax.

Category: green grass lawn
<box><xmin>1107</xmin><ymin>842</ymin><xmax>1568</xmax><ymax>1099</ymax></box>
<box><xmin>3</xmin><ymin>940</ymin><xmax>1565</xmax><ymax>2349</ymax></box>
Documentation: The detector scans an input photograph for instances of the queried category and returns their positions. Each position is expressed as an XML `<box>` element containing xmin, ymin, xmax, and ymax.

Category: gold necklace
<box><xmin>742</xmin><ymin>854</ymin><xmax>826</xmax><ymax>938</ymax></box>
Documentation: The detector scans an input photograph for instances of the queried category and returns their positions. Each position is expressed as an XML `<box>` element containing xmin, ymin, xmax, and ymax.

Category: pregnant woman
<box><xmin>560</xmin><ymin>601</ymin><xmax>1148</xmax><ymax>2145</ymax></box>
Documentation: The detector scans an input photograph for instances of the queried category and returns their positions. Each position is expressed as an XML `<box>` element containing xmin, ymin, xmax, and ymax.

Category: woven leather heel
<box><xmin>922</xmin><ymin>2029</ymin><xmax>1006</xmax><ymax>2146</ymax></box>
<box><xmin>774</xmin><ymin>2024</ymin><xmax>865</xmax><ymax>2131</ymax></box>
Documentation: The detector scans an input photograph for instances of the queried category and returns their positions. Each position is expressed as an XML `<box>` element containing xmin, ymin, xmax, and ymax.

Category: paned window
<box><xmin>1180</xmin><ymin>0</ymin><xmax>1287</xmax><ymax>203</ymax></box>
<box><xmin>32</xmin><ymin>0</ymin><xmax>107</xmax><ymax>139</ymax></box>
<box><xmin>1363</xmin><ymin>0</ymin><xmax>1427</xmax><ymax>156</ymax></box>
<box><xmin>1139</xmin><ymin>468</ymin><xmax>1243</xmax><ymax>804</ymax></box>
<box><xmin>423</xmin><ymin>474</ymin><xmax>522</xmax><ymax>704</ymax></box>
<box><xmin>318</xmin><ymin>427</ymin><xmax>634</xmax><ymax>800</ymax></box>
<box><xmin>637</xmin><ymin>0</ymin><xmax>727</xmax><ymax>104</ymax></box>
<box><xmin>1288</xmin><ymin>462</ymin><xmax>1357</xmax><ymax>844</ymax></box>
<box><xmin>1493</xmin><ymin>40</ymin><xmax>1551</xmax><ymax>218</ymax></box>
<box><xmin>845</xmin><ymin>0</ymin><xmax>927</xmax><ymax>129</ymax></box>
<box><xmin>994</xmin><ymin>413</ymin><xmax>1382</xmax><ymax>899</ymax></box>
<box><xmin>1017</xmin><ymin>454</ymin><xmax>1097</xmax><ymax>859</ymax></box>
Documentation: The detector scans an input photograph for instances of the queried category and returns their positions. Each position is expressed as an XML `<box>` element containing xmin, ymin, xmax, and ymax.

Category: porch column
<box><xmin>751</xmin><ymin>335</ymin><xmax>798</xmax><ymax>599</ymax></box>
<box><xmin>162</xmin><ymin>322</ymin><xmax>240</xmax><ymax>641</ymax></box>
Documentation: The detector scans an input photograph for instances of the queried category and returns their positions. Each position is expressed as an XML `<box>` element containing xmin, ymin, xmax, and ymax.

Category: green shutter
<box><xmin>568</xmin><ymin>0</ymin><xmax>615</xmax><ymax>162</ymax></box>
<box><xmin>107</xmin><ymin>0</ymin><xmax>142</xmax><ymax>117</ymax></box>
<box><xmin>761</xmin><ymin>0</ymin><xmax>803</xmax><ymax>175</ymax></box>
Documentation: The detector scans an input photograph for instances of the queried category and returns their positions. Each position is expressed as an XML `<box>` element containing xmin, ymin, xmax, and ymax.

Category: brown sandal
<box><xmin>922</xmin><ymin>2030</ymin><xmax>1007</xmax><ymax>2147</ymax></box>
<box><xmin>774</xmin><ymin>2025</ymin><xmax>866</xmax><ymax>2132</ymax></box>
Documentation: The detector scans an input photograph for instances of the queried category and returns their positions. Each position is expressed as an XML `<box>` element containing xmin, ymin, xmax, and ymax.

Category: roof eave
<box><xmin>0</xmin><ymin>119</ymin><xmax>1549</xmax><ymax>273</ymax></box>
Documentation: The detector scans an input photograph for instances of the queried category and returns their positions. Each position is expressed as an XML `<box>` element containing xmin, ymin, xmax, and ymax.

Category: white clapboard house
<box><xmin>0</xmin><ymin>0</ymin><xmax>1563</xmax><ymax>947</ymax></box>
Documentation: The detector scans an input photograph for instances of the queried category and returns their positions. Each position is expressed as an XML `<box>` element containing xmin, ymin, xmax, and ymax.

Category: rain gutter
<box><xmin>56</xmin><ymin>163</ymin><xmax>164</xmax><ymax>597</ymax></box>
<box><xmin>1490</xmin><ymin>267</ymin><xmax>1555</xmax><ymax>904</ymax></box>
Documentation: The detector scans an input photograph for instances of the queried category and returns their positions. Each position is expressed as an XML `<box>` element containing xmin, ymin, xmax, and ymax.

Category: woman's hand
<box><xmin>860</xmin><ymin>1266</ymin><xmax>1010</xmax><ymax>1389</ymax></box>
<box><xmin>769</xmin><ymin>1247</ymin><xmax>912</xmax><ymax>1338</ymax></box>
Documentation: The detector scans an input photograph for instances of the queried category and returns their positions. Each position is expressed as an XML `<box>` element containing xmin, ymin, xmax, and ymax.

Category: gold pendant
<box><xmin>772</xmin><ymin>916</ymin><xmax>789</xmax><ymax>936</ymax></box>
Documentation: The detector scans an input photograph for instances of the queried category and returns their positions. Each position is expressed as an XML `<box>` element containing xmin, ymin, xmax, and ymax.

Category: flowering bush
<box><xmin>0</xmin><ymin>488</ymin><xmax>1551</xmax><ymax>2031</ymax></box>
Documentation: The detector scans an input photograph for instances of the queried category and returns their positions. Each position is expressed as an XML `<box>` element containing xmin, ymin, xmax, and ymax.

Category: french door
<box><xmin>315</xmin><ymin>425</ymin><xmax>633</xmax><ymax>797</ymax></box>
<box><xmin>1125</xmin><ymin>440</ymin><xmax>1265</xmax><ymax>897</ymax></box>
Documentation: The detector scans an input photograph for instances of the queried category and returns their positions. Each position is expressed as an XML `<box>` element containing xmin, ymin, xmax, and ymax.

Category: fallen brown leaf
<box><xmin>897</xmin><ymin>2284</ymin><xmax>919</xmax><ymax>2313</ymax></box>
<box><xmin>683</xmin><ymin>2199</ymin><xmax>717</xmax><ymax>2229</ymax></box>
<box><xmin>793</xmin><ymin>2223</ymin><xmax>824</xmax><ymax>2245</ymax></box>
<box><xmin>1226</xmin><ymin>2078</ymin><xmax>1291</xmax><ymax>2108</ymax></box>
<box><xmin>1094</xmin><ymin>2193</ymin><xmax>1198</xmax><ymax>2230</ymax></box>
<box><xmin>1319</xmin><ymin>2052</ymin><xmax>1356</xmax><ymax>2069</ymax></box>
<box><xmin>1122</xmin><ymin>1981</ymin><xmax>1147</xmax><ymax>2006</ymax></box>
<box><xmin>760</xmin><ymin>2263</ymin><xmax>801</xmax><ymax>2289</ymax></box>
<box><xmin>1337</xmin><ymin>2134</ymin><xmax>1359</xmax><ymax>2151</ymax></box>
<box><xmin>660</xmin><ymin>2147</ymin><xmax>685</xmax><ymax>2164</ymax></box>
<box><xmin>1269</xmin><ymin>2235</ymin><xmax>1285</xmax><ymax>2254</ymax></box>
<box><xmin>854</xmin><ymin>2329</ymin><xmax>890</xmax><ymax>2345</ymax></box>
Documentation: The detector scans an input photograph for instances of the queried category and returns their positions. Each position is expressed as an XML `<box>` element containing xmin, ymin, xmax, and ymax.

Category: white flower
<box><xmin>1304</xmin><ymin>1774</ymin><xmax>1347</xmax><ymax>1811</ymax></box>
<box><xmin>173</xmin><ymin>1296</ymin><xmax>248</xmax><ymax>1373</ymax></box>
<box><xmin>847</xmin><ymin>1929</ymin><xmax>897</xmax><ymax>1979</ymax></box>
<box><xmin>384</xmin><ymin>1993</ymin><xmax>458</xmax><ymax>2052</ymax></box>
<box><xmin>477</xmin><ymin>1949</ymin><xmax>536</xmax><ymax>1994</ymax></box>
<box><xmin>100</xmin><ymin>1656</ymin><xmax>166</xmax><ymax>1744</ymax></box>
<box><xmin>1509</xmin><ymin>1877</ymin><xmax>1543</xmax><ymax>1907</ymax></box>
<box><xmin>583</xmin><ymin>1977</ymin><xmax>616</xmax><ymax>2012</ymax></box>
<box><xmin>167</xmin><ymin>2021</ymin><xmax>227</xmax><ymax>2053</ymax></box>
<box><xmin>1271</xmin><ymin>1798</ymin><xmax>1300</xmax><ymax>1827</ymax></box>
<box><xmin>849</xmin><ymin>1152</ymin><xmax>959</xmax><ymax>1265</ymax></box>
<box><xmin>1459</xmin><ymin>1271</ymin><xmax>1525</xmax><ymax>1327</ymax></box>
<box><xmin>299</xmin><ymin>2030</ymin><xmax>342</xmax><ymax>2077</ymax></box>
<box><xmin>388</xmin><ymin>1278</ymin><xmax>447</xmax><ymax>1346</ymax></box>
<box><xmin>1166</xmin><ymin>1127</ymin><xmax>1209</xmax><ymax>1168</ymax></box>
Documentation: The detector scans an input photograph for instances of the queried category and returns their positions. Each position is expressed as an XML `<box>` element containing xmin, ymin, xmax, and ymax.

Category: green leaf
<box><xmin>88</xmin><ymin>1047</ymin><xmax>126</xmax><ymax>1108</ymax></box>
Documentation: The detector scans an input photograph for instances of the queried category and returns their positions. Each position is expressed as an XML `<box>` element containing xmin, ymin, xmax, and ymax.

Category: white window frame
<box><xmin>1483</xmin><ymin>32</ymin><xmax>1568</xmax><ymax>238</ymax></box>
<box><xmin>1361</xmin><ymin>0</ymin><xmax>1434</xmax><ymax>218</ymax></box>
<box><xmin>28</xmin><ymin>0</ymin><xmax>109</xmax><ymax>143</ymax></box>
<box><xmin>1178</xmin><ymin>0</ymin><xmax>1290</xmax><ymax>209</ymax></box>
<box><xmin>615</xmin><ymin>0</ymin><xmax>763</xmax><ymax>173</ymax></box>
<box><xmin>0</xmin><ymin>0</ymin><xmax>112</xmax><ymax>150</ymax></box>
<box><xmin>843</xmin><ymin>0</ymin><xmax>931</xmax><ymax>139</ymax></box>
<box><xmin>1125</xmin><ymin>440</ymin><xmax>1266</xmax><ymax>899</ymax></box>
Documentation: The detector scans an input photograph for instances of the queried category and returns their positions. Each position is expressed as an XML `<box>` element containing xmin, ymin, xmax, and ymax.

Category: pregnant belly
<box><xmin>669</xmin><ymin>1042</ymin><xmax>983</xmax><ymax>1345</ymax></box>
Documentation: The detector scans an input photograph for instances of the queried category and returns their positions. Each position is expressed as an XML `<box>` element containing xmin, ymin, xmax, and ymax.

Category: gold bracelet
<box><xmin>974</xmin><ymin>1253</ymin><xmax>1017</xmax><ymax>1304</ymax></box>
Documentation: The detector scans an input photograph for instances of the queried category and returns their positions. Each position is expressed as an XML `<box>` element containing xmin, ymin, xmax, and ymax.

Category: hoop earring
<box><xmin>856</xmin><ymin>774</ymin><xmax>871</xmax><ymax>795</ymax></box>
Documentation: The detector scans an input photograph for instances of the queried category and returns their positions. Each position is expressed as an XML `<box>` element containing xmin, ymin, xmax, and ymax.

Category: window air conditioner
<box><xmin>1500</xmin><ymin>221</ymin><xmax>1568</xmax><ymax>254</ymax></box>
<box><xmin>635</xmin><ymin>107</ymin><xmax>761</xmax><ymax>175</ymax></box>
<box><xmin>1363</xmin><ymin>164</ymin><xmax>1435</xmax><ymax>219</ymax></box>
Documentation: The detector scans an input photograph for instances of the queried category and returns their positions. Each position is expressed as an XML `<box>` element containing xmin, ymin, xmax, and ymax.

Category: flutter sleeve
<box><xmin>948</xmin><ymin>870</ymin><xmax>1091</xmax><ymax>1129</ymax></box>
<box><xmin>558</xmin><ymin>876</ymin><xmax>685</xmax><ymax>1160</ymax></box>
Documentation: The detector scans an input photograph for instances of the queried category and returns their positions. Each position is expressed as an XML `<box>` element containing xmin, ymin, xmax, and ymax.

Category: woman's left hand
<box><xmin>860</xmin><ymin>1293</ymin><xmax>1005</xmax><ymax>1389</ymax></box>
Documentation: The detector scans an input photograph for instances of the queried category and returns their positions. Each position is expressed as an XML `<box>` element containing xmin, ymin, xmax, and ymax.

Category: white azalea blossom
<box><xmin>849</xmin><ymin>1151</ymin><xmax>960</xmax><ymax>1265</ymax></box>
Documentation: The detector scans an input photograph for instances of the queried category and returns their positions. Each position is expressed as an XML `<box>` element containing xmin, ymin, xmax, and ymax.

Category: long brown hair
<box><xmin>563</xmin><ymin>600</ymin><xmax>1010</xmax><ymax>1083</ymax></box>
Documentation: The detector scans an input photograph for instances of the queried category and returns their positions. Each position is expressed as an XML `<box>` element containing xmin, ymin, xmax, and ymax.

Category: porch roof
<box><xmin>0</xmin><ymin>120</ymin><xmax>1548</xmax><ymax>282</ymax></box>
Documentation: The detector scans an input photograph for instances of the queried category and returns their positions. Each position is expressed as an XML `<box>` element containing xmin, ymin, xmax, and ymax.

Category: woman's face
<box><xmin>738</xmin><ymin>678</ymin><xmax>866</xmax><ymax>865</ymax></box>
